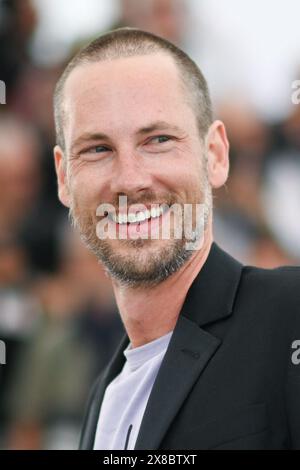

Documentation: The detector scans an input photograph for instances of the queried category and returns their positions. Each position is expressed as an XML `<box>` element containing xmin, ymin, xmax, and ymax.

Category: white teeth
<box><xmin>127</xmin><ymin>213</ymin><xmax>136</xmax><ymax>223</ymax></box>
<box><xmin>152</xmin><ymin>207</ymin><xmax>162</xmax><ymax>218</ymax></box>
<box><xmin>136</xmin><ymin>212</ymin><xmax>146</xmax><ymax>222</ymax></box>
<box><xmin>111</xmin><ymin>206</ymin><xmax>167</xmax><ymax>224</ymax></box>
<box><xmin>150</xmin><ymin>208</ymin><xmax>157</xmax><ymax>218</ymax></box>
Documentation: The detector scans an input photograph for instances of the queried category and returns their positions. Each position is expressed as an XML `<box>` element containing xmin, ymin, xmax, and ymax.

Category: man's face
<box><xmin>56</xmin><ymin>53</ymin><xmax>213</xmax><ymax>287</ymax></box>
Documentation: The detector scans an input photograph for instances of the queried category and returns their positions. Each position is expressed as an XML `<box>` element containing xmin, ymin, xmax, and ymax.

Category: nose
<box><xmin>110</xmin><ymin>152</ymin><xmax>153</xmax><ymax>197</ymax></box>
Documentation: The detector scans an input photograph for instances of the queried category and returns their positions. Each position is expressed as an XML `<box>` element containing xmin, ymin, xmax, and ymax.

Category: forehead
<box><xmin>63</xmin><ymin>53</ymin><xmax>196</xmax><ymax>144</ymax></box>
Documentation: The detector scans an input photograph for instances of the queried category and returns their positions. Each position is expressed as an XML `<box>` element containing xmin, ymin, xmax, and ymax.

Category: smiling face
<box><xmin>54</xmin><ymin>52</ymin><xmax>228</xmax><ymax>287</ymax></box>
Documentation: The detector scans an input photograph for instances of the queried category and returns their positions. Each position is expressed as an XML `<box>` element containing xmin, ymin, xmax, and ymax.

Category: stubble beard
<box><xmin>68</xmin><ymin>175</ymin><xmax>212</xmax><ymax>289</ymax></box>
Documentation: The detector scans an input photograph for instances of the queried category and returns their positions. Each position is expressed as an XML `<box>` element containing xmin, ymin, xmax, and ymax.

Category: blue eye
<box><xmin>94</xmin><ymin>145</ymin><xmax>109</xmax><ymax>153</ymax></box>
<box><xmin>78</xmin><ymin>145</ymin><xmax>111</xmax><ymax>160</ymax></box>
<box><xmin>151</xmin><ymin>135</ymin><xmax>170</xmax><ymax>144</ymax></box>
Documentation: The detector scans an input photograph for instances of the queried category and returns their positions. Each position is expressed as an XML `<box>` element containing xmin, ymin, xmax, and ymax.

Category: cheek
<box><xmin>68</xmin><ymin>169</ymin><xmax>104</xmax><ymax>208</ymax></box>
<box><xmin>172</xmin><ymin>163</ymin><xmax>203</xmax><ymax>194</ymax></box>
<box><xmin>162</xmin><ymin>147</ymin><xmax>204</xmax><ymax>188</ymax></box>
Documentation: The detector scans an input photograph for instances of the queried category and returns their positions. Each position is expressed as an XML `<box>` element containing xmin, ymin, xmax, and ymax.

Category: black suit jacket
<box><xmin>79</xmin><ymin>242</ymin><xmax>300</xmax><ymax>450</ymax></box>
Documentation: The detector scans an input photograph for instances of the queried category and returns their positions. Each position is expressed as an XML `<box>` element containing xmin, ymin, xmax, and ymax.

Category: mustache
<box><xmin>109</xmin><ymin>191</ymin><xmax>176</xmax><ymax>208</ymax></box>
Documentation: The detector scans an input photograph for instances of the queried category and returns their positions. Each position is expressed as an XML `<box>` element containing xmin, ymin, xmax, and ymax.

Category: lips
<box><xmin>107</xmin><ymin>204</ymin><xmax>170</xmax><ymax>225</ymax></box>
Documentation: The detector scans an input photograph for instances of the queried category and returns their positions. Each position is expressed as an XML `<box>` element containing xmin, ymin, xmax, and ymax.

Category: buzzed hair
<box><xmin>53</xmin><ymin>27</ymin><xmax>213</xmax><ymax>152</ymax></box>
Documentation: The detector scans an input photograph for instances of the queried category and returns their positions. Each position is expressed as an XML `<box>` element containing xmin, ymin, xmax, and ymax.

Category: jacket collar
<box><xmin>80</xmin><ymin>242</ymin><xmax>243</xmax><ymax>450</ymax></box>
<box><xmin>180</xmin><ymin>241</ymin><xmax>243</xmax><ymax>327</ymax></box>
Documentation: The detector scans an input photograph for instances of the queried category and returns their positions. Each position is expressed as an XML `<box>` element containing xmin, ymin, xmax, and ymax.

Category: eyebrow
<box><xmin>70</xmin><ymin>132</ymin><xmax>110</xmax><ymax>154</ymax></box>
<box><xmin>137</xmin><ymin>121</ymin><xmax>184</xmax><ymax>135</ymax></box>
<box><xmin>70</xmin><ymin>121</ymin><xmax>184</xmax><ymax>154</ymax></box>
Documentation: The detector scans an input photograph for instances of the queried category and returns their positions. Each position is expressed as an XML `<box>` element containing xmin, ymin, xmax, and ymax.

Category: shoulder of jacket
<box><xmin>241</xmin><ymin>264</ymin><xmax>300</xmax><ymax>285</ymax></box>
<box><xmin>239</xmin><ymin>264</ymin><xmax>300</xmax><ymax>323</ymax></box>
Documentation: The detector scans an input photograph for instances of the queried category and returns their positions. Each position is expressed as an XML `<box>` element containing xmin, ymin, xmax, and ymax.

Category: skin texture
<box><xmin>54</xmin><ymin>52</ymin><xmax>229</xmax><ymax>347</ymax></box>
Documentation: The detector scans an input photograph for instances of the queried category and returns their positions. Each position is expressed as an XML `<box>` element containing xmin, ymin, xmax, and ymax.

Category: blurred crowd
<box><xmin>0</xmin><ymin>0</ymin><xmax>299</xmax><ymax>449</ymax></box>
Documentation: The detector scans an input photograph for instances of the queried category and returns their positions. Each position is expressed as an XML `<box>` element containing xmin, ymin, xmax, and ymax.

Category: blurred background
<box><xmin>0</xmin><ymin>0</ymin><xmax>300</xmax><ymax>449</ymax></box>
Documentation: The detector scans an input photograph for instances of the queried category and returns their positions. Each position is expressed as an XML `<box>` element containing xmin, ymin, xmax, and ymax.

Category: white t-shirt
<box><xmin>93</xmin><ymin>330</ymin><xmax>173</xmax><ymax>450</ymax></box>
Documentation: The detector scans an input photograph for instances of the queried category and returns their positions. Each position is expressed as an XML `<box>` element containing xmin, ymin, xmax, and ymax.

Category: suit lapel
<box><xmin>83</xmin><ymin>242</ymin><xmax>243</xmax><ymax>450</ymax></box>
<box><xmin>135</xmin><ymin>242</ymin><xmax>243</xmax><ymax>449</ymax></box>
<box><xmin>134</xmin><ymin>315</ymin><xmax>221</xmax><ymax>449</ymax></box>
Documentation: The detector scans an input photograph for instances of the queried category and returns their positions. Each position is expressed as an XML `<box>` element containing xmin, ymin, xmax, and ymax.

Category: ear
<box><xmin>53</xmin><ymin>145</ymin><xmax>71</xmax><ymax>208</ymax></box>
<box><xmin>205</xmin><ymin>120</ymin><xmax>230</xmax><ymax>189</ymax></box>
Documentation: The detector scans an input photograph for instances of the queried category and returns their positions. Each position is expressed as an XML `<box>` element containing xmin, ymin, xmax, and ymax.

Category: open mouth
<box><xmin>107</xmin><ymin>205</ymin><xmax>169</xmax><ymax>225</ymax></box>
<box><xmin>105</xmin><ymin>205</ymin><xmax>172</xmax><ymax>239</ymax></box>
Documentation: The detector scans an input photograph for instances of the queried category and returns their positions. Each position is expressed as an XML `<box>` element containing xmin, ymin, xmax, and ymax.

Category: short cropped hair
<box><xmin>53</xmin><ymin>27</ymin><xmax>213</xmax><ymax>152</ymax></box>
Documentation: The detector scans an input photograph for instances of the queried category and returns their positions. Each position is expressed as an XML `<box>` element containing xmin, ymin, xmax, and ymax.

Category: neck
<box><xmin>112</xmin><ymin>228</ymin><xmax>213</xmax><ymax>349</ymax></box>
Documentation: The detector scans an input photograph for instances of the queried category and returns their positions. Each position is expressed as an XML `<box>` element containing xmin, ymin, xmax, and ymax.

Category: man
<box><xmin>53</xmin><ymin>28</ymin><xmax>300</xmax><ymax>450</ymax></box>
